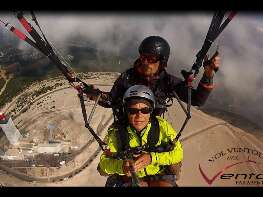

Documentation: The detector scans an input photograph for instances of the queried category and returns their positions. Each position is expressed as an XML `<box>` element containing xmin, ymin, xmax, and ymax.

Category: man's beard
<box><xmin>134</xmin><ymin>59</ymin><xmax>161</xmax><ymax>83</ymax></box>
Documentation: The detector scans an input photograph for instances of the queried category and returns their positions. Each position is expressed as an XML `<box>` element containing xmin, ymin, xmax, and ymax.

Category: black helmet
<box><xmin>138</xmin><ymin>36</ymin><xmax>170</xmax><ymax>67</ymax></box>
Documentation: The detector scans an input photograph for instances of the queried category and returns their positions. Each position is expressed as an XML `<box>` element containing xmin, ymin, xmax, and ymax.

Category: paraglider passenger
<box><xmin>98</xmin><ymin>85</ymin><xmax>183</xmax><ymax>187</ymax></box>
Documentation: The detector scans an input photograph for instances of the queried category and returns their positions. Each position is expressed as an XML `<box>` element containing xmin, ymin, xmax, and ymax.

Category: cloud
<box><xmin>0</xmin><ymin>11</ymin><xmax>263</xmax><ymax>128</ymax></box>
<box><xmin>256</xmin><ymin>26</ymin><xmax>263</xmax><ymax>33</ymax></box>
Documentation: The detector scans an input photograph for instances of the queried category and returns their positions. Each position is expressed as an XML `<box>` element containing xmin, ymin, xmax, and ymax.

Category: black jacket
<box><xmin>98</xmin><ymin>67</ymin><xmax>213</xmax><ymax>120</ymax></box>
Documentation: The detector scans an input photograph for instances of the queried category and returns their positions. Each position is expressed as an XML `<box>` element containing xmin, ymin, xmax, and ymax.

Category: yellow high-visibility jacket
<box><xmin>99</xmin><ymin>116</ymin><xmax>183</xmax><ymax>178</ymax></box>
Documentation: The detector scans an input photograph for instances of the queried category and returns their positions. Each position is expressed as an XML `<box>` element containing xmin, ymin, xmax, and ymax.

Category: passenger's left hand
<box><xmin>133</xmin><ymin>153</ymin><xmax>152</xmax><ymax>172</ymax></box>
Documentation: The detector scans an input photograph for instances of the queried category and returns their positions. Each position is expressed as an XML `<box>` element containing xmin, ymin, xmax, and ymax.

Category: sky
<box><xmin>0</xmin><ymin>11</ymin><xmax>263</xmax><ymax>127</ymax></box>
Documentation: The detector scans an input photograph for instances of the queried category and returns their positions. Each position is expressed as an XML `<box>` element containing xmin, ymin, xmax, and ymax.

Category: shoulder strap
<box><xmin>152</xmin><ymin>71</ymin><xmax>170</xmax><ymax>116</ymax></box>
<box><xmin>115</xmin><ymin>121</ymin><xmax>130</xmax><ymax>152</ymax></box>
<box><xmin>147</xmin><ymin>117</ymin><xmax>175</xmax><ymax>153</ymax></box>
<box><xmin>147</xmin><ymin>116</ymin><xmax>160</xmax><ymax>149</ymax></box>
<box><xmin>123</xmin><ymin>68</ymin><xmax>136</xmax><ymax>88</ymax></box>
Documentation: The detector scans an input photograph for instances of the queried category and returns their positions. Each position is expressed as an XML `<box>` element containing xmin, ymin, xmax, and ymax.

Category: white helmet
<box><xmin>123</xmin><ymin>85</ymin><xmax>155</xmax><ymax>109</ymax></box>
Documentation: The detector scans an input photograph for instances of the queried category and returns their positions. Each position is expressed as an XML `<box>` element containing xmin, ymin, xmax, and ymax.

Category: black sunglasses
<box><xmin>139</xmin><ymin>54</ymin><xmax>159</xmax><ymax>64</ymax></box>
<box><xmin>127</xmin><ymin>107</ymin><xmax>153</xmax><ymax>115</ymax></box>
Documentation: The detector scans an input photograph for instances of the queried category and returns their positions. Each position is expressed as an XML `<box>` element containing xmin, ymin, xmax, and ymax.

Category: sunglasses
<box><xmin>139</xmin><ymin>54</ymin><xmax>159</xmax><ymax>64</ymax></box>
<box><xmin>127</xmin><ymin>107</ymin><xmax>153</xmax><ymax>115</ymax></box>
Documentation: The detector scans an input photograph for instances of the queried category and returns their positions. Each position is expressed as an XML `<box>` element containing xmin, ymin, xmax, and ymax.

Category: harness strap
<box><xmin>116</xmin><ymin>120</ymin><xmax>130</xmax><ymax>152</ymax></box>
<box><xmin>146</xmin><ymin>117</ymin><xmax>160</xmax><ymax>149</ymax></box>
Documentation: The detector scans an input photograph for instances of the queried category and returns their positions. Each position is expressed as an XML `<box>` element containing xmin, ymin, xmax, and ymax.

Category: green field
<box><xmin>0</xmin><ymin>53</ymin><xmax>125</xmax><ymax>109</ymax></box>
<box><xmin>0</xmin><ymin>76</ymin><xmax>42</xmax><ymax>108</ymax></box>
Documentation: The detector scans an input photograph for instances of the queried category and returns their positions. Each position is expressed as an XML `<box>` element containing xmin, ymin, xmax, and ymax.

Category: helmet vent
<box><xmin>143</xmin><ymin>91</ymin><xmax>151</xmax><ymax>96</ymax></box>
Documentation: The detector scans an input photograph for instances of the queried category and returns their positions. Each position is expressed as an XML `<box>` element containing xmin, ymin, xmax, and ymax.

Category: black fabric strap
<box><xmin>147</xmin><ymin>117</ymin><xmax>160</xmax><ymax>149</ymax></box>
<box><xmin>116</xmin><ymin>120</ymin><xmax>130</xmax><ymax>151</ymax></box>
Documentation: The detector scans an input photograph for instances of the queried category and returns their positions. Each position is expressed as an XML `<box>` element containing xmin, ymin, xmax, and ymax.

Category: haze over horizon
<box><xmin>0</xmin><ymin>12</ymin><xmax>263</xmax><ymax>128</ymax></box>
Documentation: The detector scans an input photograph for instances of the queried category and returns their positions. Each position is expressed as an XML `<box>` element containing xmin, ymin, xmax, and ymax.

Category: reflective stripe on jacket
<box><xmin>99</xmin><ymin>116</ymin><xmax>183</xmax><ymax>178</ymax></box>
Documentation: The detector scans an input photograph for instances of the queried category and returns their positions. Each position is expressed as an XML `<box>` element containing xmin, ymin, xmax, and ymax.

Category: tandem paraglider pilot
<box><xmin>86</xmin><ymin>35</ymin><xmax>220</xmax><ymax>121</ymax></box>
<box><xmin>97</xmin><ymin>85</ymin><xmax>183</xmax><ymax>187</ymax></box>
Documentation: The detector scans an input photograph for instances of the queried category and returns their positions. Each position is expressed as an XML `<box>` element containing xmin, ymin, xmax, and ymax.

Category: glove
<box><xmin>83</xmin><ymin>84</ymin><xmax>101</xmax><ymax>100</ymax></box>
